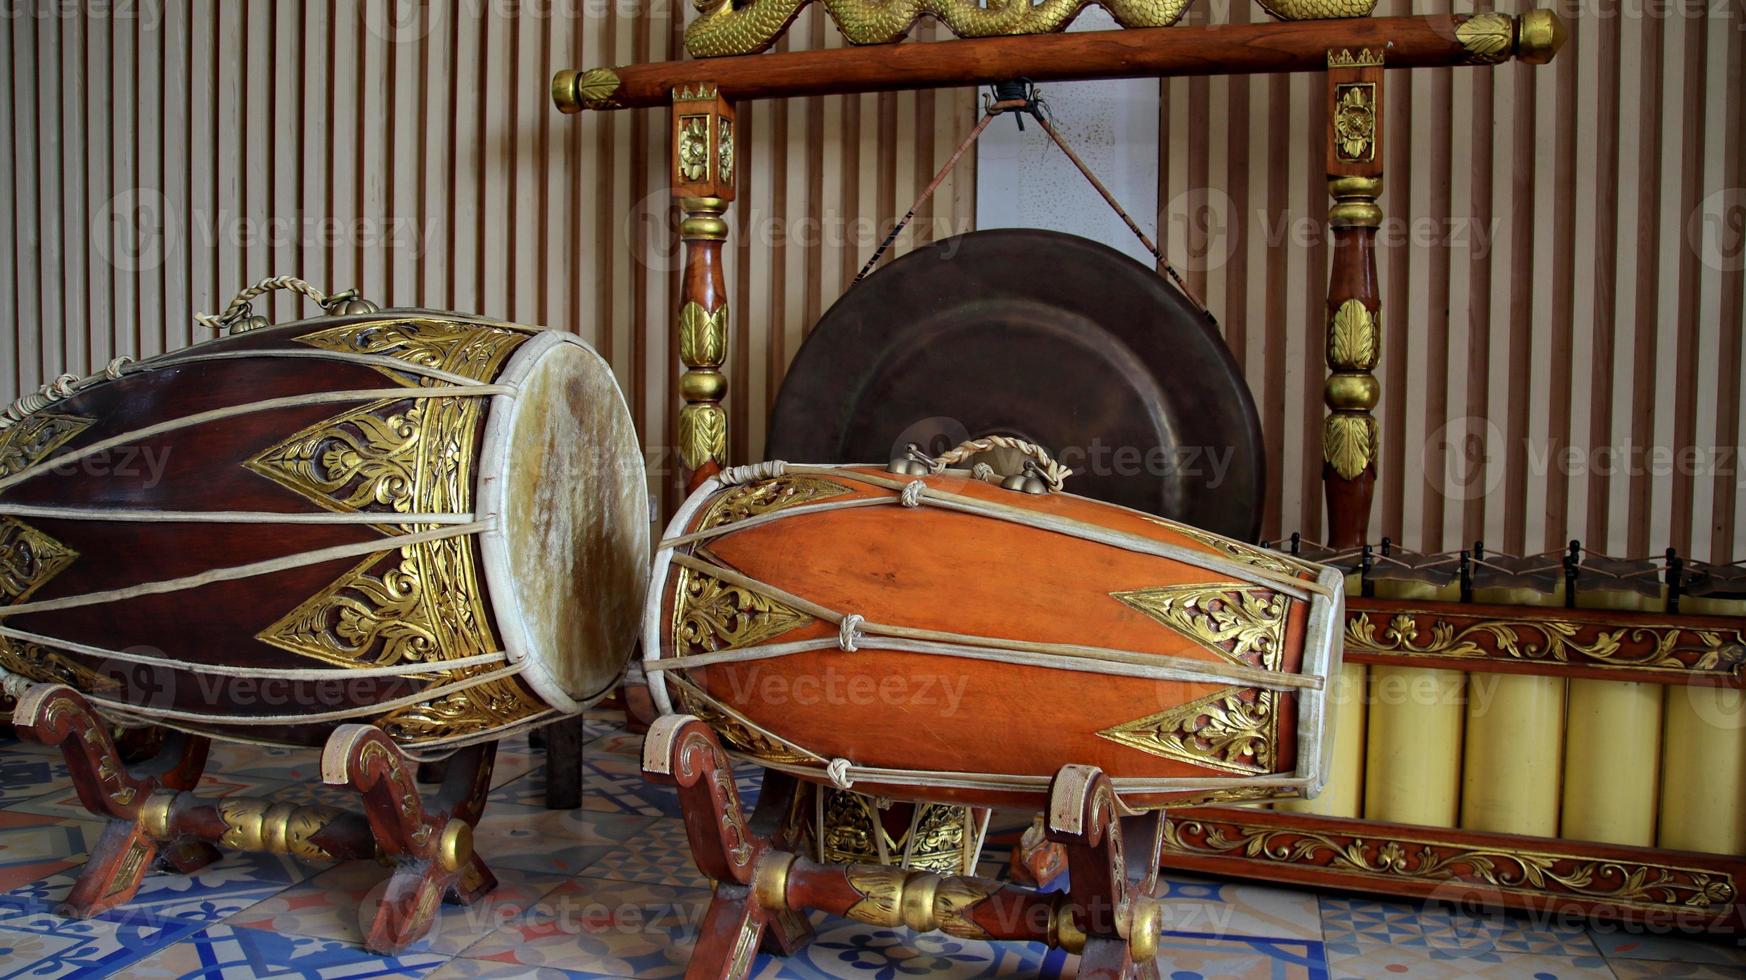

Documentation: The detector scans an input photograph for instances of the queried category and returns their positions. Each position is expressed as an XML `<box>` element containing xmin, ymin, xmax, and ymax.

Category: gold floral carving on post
<box><xmin>678</xmin><ymin>302</ymin><xmax>728</xmax><ymax>371</ymax></box>
<box><xmin>1162</xmin><ymin>817</ymin><xmax>1738</xmax><ymax>912</ymax></box>
<box><xmin>1098</xmin><ymin>687</ymin><xmax>1276</xmax><ymax>774</ymax></box>
<box><xmin>678</xmin><ymin>405</ymin><xmax>729</xmax><ymax>472</ymax></box>
<box><xmin>684</xmin><ymin>0</ymin><xmax>1194</xmax><ymax>58</ymax></box>
<box><xmin>1332</xmin><ymin>83</ymin><xmax>1377</xmax><ymax>163</ymax></box>
<box><xmin>718</xmin><ymin>119</ymin><xmax>735</xmax><ymax>183</ymax></box>
<box><xmin>1456</xmin><ymin>11</ymin><xmax>1515</xmax><ymax>64</ymax></box>
<box><xmin>677</xmin><ymin>116</ymin><xmax>711</xmax><ymax>183</ymax></box>
<box><xmin>0</xmin><ymin>412</ymin><xmax>93</xmax><ymax>479</ymax></box>
<box><xmin>696</xmin><ymin>475</ymin><xmax>852</xmax><ymax>531</ymax></box>
<box><xmin>1323</xmin><ymin>298</ymin><xmax>1380</xmax><ymax>480</ymax></box>
<box><xmin>571</xmin><ymin>67</ymin><xmax>621</xmax><ymax>111</ymax></box>
<box><xmin>1345</xmin><ymin>610</ymin><xmax>1746</xmax><ymax>676</ymax></box>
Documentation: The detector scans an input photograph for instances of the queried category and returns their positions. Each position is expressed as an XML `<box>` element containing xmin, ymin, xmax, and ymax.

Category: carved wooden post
<box><xmin>672</xmin><ymin>84</ymin><xmax>736</xmax><ymax>491</ymax></box>
<box><xmin>1322</xmin><ymin>49</ymin><xmax>1384</xmax><ymax>548</ymax></box>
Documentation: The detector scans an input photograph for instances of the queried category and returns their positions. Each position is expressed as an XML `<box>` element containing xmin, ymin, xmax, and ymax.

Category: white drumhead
<box><xmin>478</xmin><ymin>331</ymin><xmax>649</xmax><ymax>713</ymax></box>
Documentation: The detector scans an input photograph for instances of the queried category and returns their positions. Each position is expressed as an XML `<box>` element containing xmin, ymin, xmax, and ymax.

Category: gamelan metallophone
<box><xmin>1160</xmin><ymin>539</ymin><xmax>1746</xmax><ymax>932</ymax></box>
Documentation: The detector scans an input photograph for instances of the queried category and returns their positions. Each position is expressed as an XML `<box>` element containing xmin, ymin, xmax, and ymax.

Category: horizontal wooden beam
<box><xmin>554</xmin><ymin>11</ymin><xmax>1565</xmax><ymax>113</ymax></box>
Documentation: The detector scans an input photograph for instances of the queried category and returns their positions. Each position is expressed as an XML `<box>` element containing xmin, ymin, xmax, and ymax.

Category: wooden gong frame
<box><xmin>553</xmin><ymin>11</ymin><xmax>1567</xmax><ymax>977</ymax></box>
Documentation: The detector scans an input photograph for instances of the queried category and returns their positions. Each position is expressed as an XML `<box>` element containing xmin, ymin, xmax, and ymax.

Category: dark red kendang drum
<box><xmin>0</xmin><ymin>308</ymin><xmax>649</xmax><ymax>751</ymax></box>
<box><xmin>643</xmin><ymin>445</ymin><xmax>1345</xmax><ymax>813</ymax></box>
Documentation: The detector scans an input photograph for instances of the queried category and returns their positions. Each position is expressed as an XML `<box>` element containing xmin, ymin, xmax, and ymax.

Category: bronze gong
<box><xmin>767</xmin><ymin>229</ymin><xmax>1265</xmax><ymax>540</ymax></box>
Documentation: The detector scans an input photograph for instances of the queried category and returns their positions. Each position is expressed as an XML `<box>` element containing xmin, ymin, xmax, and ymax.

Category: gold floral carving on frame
<box><xmin>1346</xmin><ymin>610</ymin><xmax>1746</xmax><ymax>675</ymax></box>
<box><xmin>0</xmin><ymin>412</ymin><xmax>93</xmax><ymax>479</ymax></box>
<box><xmin>573</xmin><ymin>67</ymin><xmax>622</xmax><ymax>111</ymax></box>
<box><xmin>1163</xmin><ymin>817</ymin><xmax>1738</xmax><ymax>912</ymax></box>
<box><xmin>684</xmin><ymin>0</ymin><xmax>1194</xmax><ymax>58</ymax></box>
<box><xmin>1456</xmin><ymin>11</ymin><xmax>1515</xmax><ymax>65</ymax></box>
<box><xmin>718</xmin><ymin>118</ymin><xmax>735</xmax><ymax>183</ymax></box>
<box><xmin>677</xmin><ymin>115</ymin><xmax>711</xmax><ymax>183</ymax></box>
<box><xmin>1332</xmin><ymin>83</ymin><xmax>1376</xmax><ymax>163</ymax></box>
<box><xmin>1098</xmin><ymin>687</ymin><xmax>1276</xmax><ymax>774</ymax></box>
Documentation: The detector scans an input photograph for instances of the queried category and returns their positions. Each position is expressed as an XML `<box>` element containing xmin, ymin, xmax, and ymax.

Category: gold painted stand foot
<box><xmin>645</xmin><ymin>715</ymin><xmax>1165</xmax><ymax>979</ymax></box>
<box><xmin>12</xmin><ymin>684</ymin><xmax>499</xmax><ymax>955</ymax></box>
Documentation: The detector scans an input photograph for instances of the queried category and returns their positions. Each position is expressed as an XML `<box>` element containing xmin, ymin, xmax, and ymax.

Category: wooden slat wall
<box><xmin>4</xmin><ymin>1</ymin><xmax>1741</xmax><ymax>560</ymax></box>
<box><xmin>1161</xmin><ymin>0</ymin><xmax>1745</xmax><ymax>560</ymax></box>
<box><xmin>0</xmin><ymin>0</ymin><xmax>974</xmax><ymax>520</ymax></box>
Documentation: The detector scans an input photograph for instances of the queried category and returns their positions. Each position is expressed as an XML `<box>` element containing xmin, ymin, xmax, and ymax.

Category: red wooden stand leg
<box><xmin>643</xmin><ymin>714</ymin><xmax>799</xmax><ymax>978</ymax></box>
<box><xmin>321</xmin><ymin>724</ymin><xmax>498</xmax><ymax>955</ymax></box>
<box><xmin>12</xmin><ymin>684</ymin><xmax>213</xmax><ymax>917</ymax></box>
<box><xmin>647</xmin><ymin>716</ymin><xmax>1161</xmax><ymax>979</ymax></box>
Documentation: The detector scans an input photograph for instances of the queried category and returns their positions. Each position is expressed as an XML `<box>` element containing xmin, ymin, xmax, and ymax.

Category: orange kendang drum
<box><xmin>644</xmin><ymin>439</ymin><xmax>1346</xmax><ymax>812</ymax></box>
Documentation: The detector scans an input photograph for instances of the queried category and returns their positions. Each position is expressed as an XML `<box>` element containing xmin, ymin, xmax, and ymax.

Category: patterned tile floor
<box><xmin>0</xmin><ymin>710</ymin><xmax>1742</xmax><ymax>978</ymax></box>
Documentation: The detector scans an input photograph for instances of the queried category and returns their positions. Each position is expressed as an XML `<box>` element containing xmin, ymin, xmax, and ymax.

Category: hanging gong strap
<box><xmin>854</xmin><ymin>82</ymin><xmax>1206</xmax><ymax>313</ymax></box>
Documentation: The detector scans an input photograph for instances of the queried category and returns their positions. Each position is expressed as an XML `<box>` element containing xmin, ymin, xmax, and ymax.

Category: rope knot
<box><xmin>717</xmin><ymin>460</ymin><xmax>787</xmax><ymax>486</ymax></box>
<box><xmin>899</xmin><ymin>480</ymin><xmax>925</xmax><ymax>508</ymax></box>
<box><xmin>837</xmin><ymin>613</ymin><xmax>864</xmax><ymax>652</ymax></box>
<box><xmin>826</xmin><ymin>757</ymin><xmax>855</xmax><ymax>790</ymax></box>
<box><xmin>104</xmin><ymin>356</ymin><xmax>134</xmax><ymax>380</ymax></box>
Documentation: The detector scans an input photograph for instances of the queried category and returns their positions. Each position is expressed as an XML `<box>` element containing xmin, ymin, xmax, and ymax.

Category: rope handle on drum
<box><xmin>194</xmin><ymin>275</ymin><xmax>379</xmax><ymax>335</ymax></box>
<box><xmin>905</xmin><ymin>435</ymin><xmax>1072</xmax><ymax>493</ymax></box>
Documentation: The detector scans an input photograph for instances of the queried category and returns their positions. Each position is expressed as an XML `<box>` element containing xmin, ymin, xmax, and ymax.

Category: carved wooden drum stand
<box><xmin>642</xmin><ymin>452</ymin><xmax>1345</xmax><ymax>975</ymax></box>
<box><xmin>0</xmin><ymin>281</ymin><xmax>649</xmax><ymax>952</ymax></box>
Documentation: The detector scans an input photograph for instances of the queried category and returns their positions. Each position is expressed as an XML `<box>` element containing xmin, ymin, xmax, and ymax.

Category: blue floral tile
<box><xmin>459</xmin><ymin>876</ymin><xmax>710</xmax><ymax>977</ymax></box>
<box><xmin>1326</xmin><ymin>942</ymin><xmax>1613</xmax><ymax>978</ymax></box>
<box><xmin>1587</xmin><ymin>925</ymin><xmax>1746</xmax><ymax>966</ymax></box>
<box><xmin>471</xmin><ymin>803</ymin><xmax>653</xmax><ymax>876</ymax></box>
<box><xmin>227</xmin><ymin>859</ymin><xmax>568</xmax><ymax>957</ymax></box>
<box><xmin>755</xmin><ymin>914</ymin><xmax>1075</xmax><ymax>979</ymax></box>
<box><xmin>576</xmin><ymin>820</ymin><xmax>710</xmax><ymax>889</ymax></box>
<box><xmin>0</xmin><ymin>850</ymin><xmax>313</xmax><ymax>925</ymax></box>
<box><xmin>124</xmin><ymin>922</ymin><xmax>449</xmax><ymax>978</ymax></box>
<box><xmin>0</xmin><ymin>753</ymin><xmax>70</xmax><ymax>808</ymax></box>
<box><xmin>1319</xmin><ymin>896</ymin><xmax>1449</xmax><ymax>952</ymax></box>
<box><xmin>427</xmin><ymin>959</ymin><xmax>594</xmax><ymax>979</ymax></box>
<box><xmin>5</xmin><ymin>771</ymin><xmax>288</xmax><ymax>822</ymax></box>
<box><xmin>0</xmin><ymin>902</ymin><xmax>204</xmax><ymax>978</ymax></box>
<box><xmin>1153</xmin><ymin>873</ymin><xmax>1323</xmax><ymax>940</ymax></box>
<box><xmin>0</xmin><ymin>813</ymin><xmax>107</xmax><ymax>889</ymax></box>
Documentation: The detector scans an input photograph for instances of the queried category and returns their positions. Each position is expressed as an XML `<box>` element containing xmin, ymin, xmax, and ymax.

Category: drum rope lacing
<box><xmin>648</xmin><ymin>464</ymin><xmax>1340</xmax><ymax>803</ymax></box>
